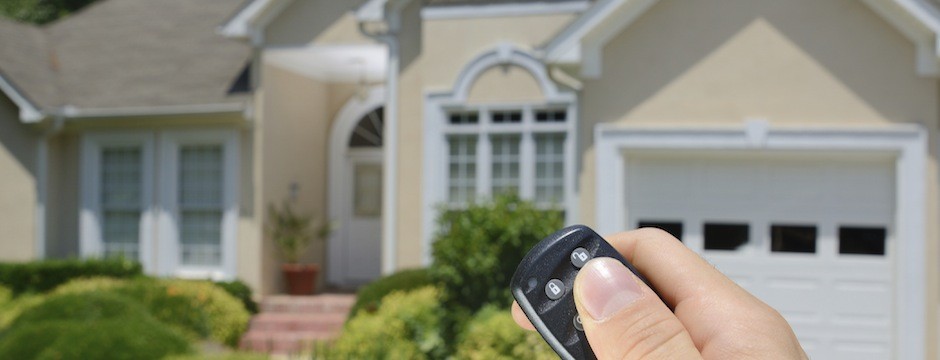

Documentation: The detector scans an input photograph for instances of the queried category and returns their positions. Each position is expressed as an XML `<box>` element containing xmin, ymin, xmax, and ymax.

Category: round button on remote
<box><xmin>571</xmin><ymin>247</ymin><xmax>591</xmax><ymax>268</ymax></box>
<box><xmin>573</xmin><ymin>315</ymin><xmax>584</xmax><ymax>331</ymax></box>
<box><xmin>545</xmin><ymin>279</ymin><xmax>565</xmax><ymax>300</ymax></box>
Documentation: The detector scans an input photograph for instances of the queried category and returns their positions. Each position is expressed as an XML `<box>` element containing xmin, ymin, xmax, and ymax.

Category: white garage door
<box><xmin>625</xmin><ymin>151</ymin><xmax>895</xmax><ymax>359</ymax></box>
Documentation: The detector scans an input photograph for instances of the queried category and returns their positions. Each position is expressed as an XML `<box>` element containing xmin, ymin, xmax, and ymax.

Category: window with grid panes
<box><xmin>179</xmin><ymin>145</ymin><xmax>224</xmax><ymax>266</ymax></box>
<box><xmin>444</xmin><ymin>107</ymin><xmax>568</xmax><ymax>207</ymax></box>
<box><xmin>101</xmin><ymin>147</ymin><xmax>142</xmax><ymax>260</ymax></box>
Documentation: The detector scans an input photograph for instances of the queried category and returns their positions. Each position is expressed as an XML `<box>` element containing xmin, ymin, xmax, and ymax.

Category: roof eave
<box><xmin>61</xmin><ymin>102</ymin><xmax>249</xmax><ymax>120</ymax></box>
<box><xmin>0</xmin><ymin>73</ymin><xmax>45</xmax><ymax>123</ymax></box>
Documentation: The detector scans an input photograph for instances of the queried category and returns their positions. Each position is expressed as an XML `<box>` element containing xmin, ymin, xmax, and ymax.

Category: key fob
<box><xmin>511</xmin><ymin>225</ymin><xmax>655</xmax><ymax>360</ymax></box>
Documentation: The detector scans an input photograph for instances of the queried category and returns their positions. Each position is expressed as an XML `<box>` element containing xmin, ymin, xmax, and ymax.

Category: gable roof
<box><xmin>542</xmin><ymin>0</ymin><xmax>940</xmax><ymax>77</ymax></box>
<box><xmin>0</xmin><ymin>0</ymin><xmax>251</xmax><ymax>122</ymax></box>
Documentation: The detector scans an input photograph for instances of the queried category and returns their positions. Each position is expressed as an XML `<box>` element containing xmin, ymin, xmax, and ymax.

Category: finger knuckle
<box><xmin>609</xmin><ymin>306</ymin><xmax>687</xmax><ymax>360</ymax></box>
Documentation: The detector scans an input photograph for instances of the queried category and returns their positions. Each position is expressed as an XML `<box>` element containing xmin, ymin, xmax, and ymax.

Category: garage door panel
<box><xmin>625</xmin><ymin>152</ymin><xmax>895</xmax><ymax>359</ymax></box>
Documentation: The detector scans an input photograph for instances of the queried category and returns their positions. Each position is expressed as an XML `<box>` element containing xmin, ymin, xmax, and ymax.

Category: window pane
<box><xmin>447</xmin><ymin>135</ymin><xmax>477</xmax><ymax>204</ymax></box>
<box><xmin>179</xmin><ymin>145</ymin><xmax>224</xmax><ymax>266</ymax></box>
<box><xmin>349</xmin><ymin>107</ymin><xmax>384</xmax><ymax>148</ymax></box>
<box><xmin>534</xmin><ymin>133</ymin><xmax>564</xmax><ymax>204</ymax></box>
<box><xmin>535</xmin><ymin>109</ymin><xmax>567</xmax><ymax>123</ymax></box>
<box><xmin>103</xmin><ymin>211</ymin><xmax>139</xmax><ymax>260</ymax></box>
<box><xmin>448</xmin><ymin>111</ymin><xmax>478</xmax><ymax>125</ymax></box>
<box><xmin>180</xmin><ymin>210</ymin><xmax>222</xmax><ymax>266</ymax></box>
<box><xmin>354</xmin><ymin>163</ymin><xmax>382</xmax><ymax>217</ymax></box>
<box><xmin>101</xmin><ymin>147</ymin><xmax>141</xmax><ymax>260</ymax></box>
<box><xmin>492</xmin><ymin>111</ymin><xmax>522</xmax><ymax>123</ymax></box>
<box><xmin>839</xmin><ymin>226</ymin><xmax>886</xmax><ymax>255</ymax></box>
<box><xmin>704</xmin><ymin>223</ymin><xmax>749</xmax><ymax>250</ymax></box>
<box><xmin>771</xmin><ymin>225</ymin><xmax>817</xmax><ymax>253</ymax></box>
<box><xmin>180</xmin><ymin>145</ymin><xmax>223</xmax><ymax>208</ymax></box>
<box><xmin>491</xmin><ymin>134</ymin><xmax>520</xmax><ymax>196</ymax></box>
<box><xmin>102</xmin><ymin>147</ymin><xmax>142</xmax><ymax>208</ymax></box>
<box><xmin>637</xmin><ymin>221</ymin><xmax>683</xmax><ymax>241</ymax></box>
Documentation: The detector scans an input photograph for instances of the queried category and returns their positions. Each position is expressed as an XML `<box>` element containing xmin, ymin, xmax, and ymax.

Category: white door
<box><xmin>625</xmin><ymin>151</ymin><xmax>895</xmax><ymax>359</ymax></box>
<box><xmin>343</xmin><ymin>151</ymin><xmax>383</xmax><ymax>284</ymax></box>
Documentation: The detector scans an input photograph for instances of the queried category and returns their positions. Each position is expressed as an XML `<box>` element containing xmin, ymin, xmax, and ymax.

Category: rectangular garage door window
<box><xmin>637</xmin><ymin>221</ymin><xmax>683</xmax><ymax>241</ymax></box>
<box><xmin>101</xmin><ymin>146</ymin><xmax>142</xmax><ymax>260</ymax></box>
<box><xmin>770</xmin><ymin>225</ymin><xmax>817</xmax><ymax>253</ymax></box>
<box><xmin>839</xmin><ymin>226</ymin><xmax>887</xmax><ymax>255</ymax></box>
<box><xmin>704</xmin><ymin>223</ymin><xmax>749</xmax><ymax>250</ymax></box>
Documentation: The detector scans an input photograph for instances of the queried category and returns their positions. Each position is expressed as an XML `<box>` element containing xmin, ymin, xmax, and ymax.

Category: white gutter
<box><xmin>61</xmin><ymin>102</ymin><xmax>246</xmax><ymax>119</ymax></box>
<box><xmin>358</xmin><ymin>0</ymin><xmax>412</xmax><ymax>275</ymax></box>
<box><xmin>0</xmin><ymin>74</ymin><xmax>44</xmax><ymax>123</ymax></box>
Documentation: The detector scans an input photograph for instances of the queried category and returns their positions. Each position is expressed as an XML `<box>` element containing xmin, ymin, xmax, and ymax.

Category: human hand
<box><xmin>511</xmin><ymin>228</ymin><xmax>807</xmax><ymax>359</ymax></box>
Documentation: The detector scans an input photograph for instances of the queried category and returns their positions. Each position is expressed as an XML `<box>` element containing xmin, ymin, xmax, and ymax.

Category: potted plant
<box><xmin>267</xmin><ymin>201</ymin><xmax>333</xmax><ymax>295</ymax></box>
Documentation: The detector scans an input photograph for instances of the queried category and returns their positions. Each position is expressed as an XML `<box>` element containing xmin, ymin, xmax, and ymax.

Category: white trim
<box><xmin>423</xmin><ymin>45</ymin><xmax>578</xmax><ymax>266</ymax></box>
<box><xmin>328</xmin><ymin>86</ymin><xmax>386</xmax><ymax>286</ymax></box>
<box><xmin>421</xmin><ymin>1</ymin><xmax>590</xmax><ymax>20</ymax></box>
<box><xmin>0</xmin><ymin>74</ymin><xmax>44</xmax><ymax>123</ymax></box>
<box><xmin>217</xmin><ymin>0</ymin><xmax>292</xmax><ymax>44</ymax></box>
<box><xmin>80</xmin><ymin>131</ymin><xmax>156</xmax><ymax>272</ymax></box>
<box><xmin>542</xmin><ymin>0</ymin><xmax>940</xmax><ymax>77</ymax></box>
<box><xmin>34</xmin><ymin>137</ymin><xmax>47</xmax><ymax>259</ymax></box>
<box><xmin>157</xmin><ymin>129</ymin><xmax>240</xmax><ymax>281</ymax></box>
<box><xmin>62</xmin><ymin>103</ymin><xmax>246</xmax><ymax>119</ymax></box>
<box><xmin>594</xmin><ymin>123</ymin><xmax>927</xmax><ymax>360</ymax></box>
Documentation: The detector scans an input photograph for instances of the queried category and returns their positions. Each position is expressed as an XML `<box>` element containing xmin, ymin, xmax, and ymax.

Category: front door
<box><xmin>343</xmin><ymin>151</ymin><xmax>383</xmax><ymax>284</ymax></box>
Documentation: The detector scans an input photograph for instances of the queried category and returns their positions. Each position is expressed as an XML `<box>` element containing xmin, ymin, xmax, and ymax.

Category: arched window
<box><xmin>349</xmin><ymin>107</ymin><xmax>383</xmax><ymax>148</ymax></box>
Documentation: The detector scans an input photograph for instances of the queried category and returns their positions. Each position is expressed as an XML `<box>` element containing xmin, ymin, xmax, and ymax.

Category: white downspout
<box><xmin>359</xmin><ymin>1</ymin><xmax>407</xmax><ymax>275</ymax></box>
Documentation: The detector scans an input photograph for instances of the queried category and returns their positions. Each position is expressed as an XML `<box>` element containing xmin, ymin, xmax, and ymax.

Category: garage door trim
<box><xmin>594</xmin><ymin>121</ymin><xmax>927</xmax><ymax>359</ymax></box>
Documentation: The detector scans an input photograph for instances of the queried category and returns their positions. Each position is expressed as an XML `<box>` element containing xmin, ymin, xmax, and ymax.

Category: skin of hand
<box><xmin>511</xmin><ymin>228</ymin><xmax>808</xmax><ymax>360</ymax></box>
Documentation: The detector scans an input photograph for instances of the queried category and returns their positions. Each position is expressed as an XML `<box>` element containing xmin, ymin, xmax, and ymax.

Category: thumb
<box><xmin>574</xmin><ymin>258</ymin><xmax>701</xmax><ymax>360</ymax></box>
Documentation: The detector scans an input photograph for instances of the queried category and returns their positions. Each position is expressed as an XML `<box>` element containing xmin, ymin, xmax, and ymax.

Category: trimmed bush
<box><xmin>454</xmin><ymin>305</ymin><xmax>556</xmax><ymax>360</ymax></box>
<box><xmin>430</xmin><ymin>196</ymin><xmax>562</xmax><ymax>313</ymax></box>
<box><xmin>331</xmin><ymin>286</ymin><xmax>446</xmax><ymax>359</ymax></box>
<box><xmin>166</xmin><ymin>352</ymin><xmax>269</xmax><ymax>360</ymax></box>
<box><xmin>0</xmin><ymin>294</ymin><xmax>43</xmax><ymax>331</ymax></box>
<box><xmin>213</xmin><ymin>279</ymin><xmax>259</xmax><ymax>314</ymax></box>
<box><xmin>50</xmin><ymin>277</ymin><xmax>250</xmax><ymax>347</ymax></box>
<box><xmin>349</xmin><ymin>268</ymin><xmax>433</xmax><ymax>318</ymax></box>
<box><xmin>0</xmin><ymin>258</ymin><xmax>141</xmax><ymax>295</ymax></box>
<box><xmin>0</xmin><ymin>292</ymin><xmax>191</xmax><ymax>360</ymax></box>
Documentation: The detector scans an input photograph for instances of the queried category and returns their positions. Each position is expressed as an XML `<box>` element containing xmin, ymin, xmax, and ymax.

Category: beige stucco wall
<box><xmin>253</xmin><ymin>59</ymin><xmax>367</xmax><ymax>294</ymax></box>
<box><xmin>573</xmin><ymin>0</ymin><xmax>938</xmax><ymax>357</ymax></box>
<box><xmin>0</xmin><ymin>96</ymin><xmax>37</xmax><ymax>261</ymax></box>
<box><xmin>395</xmin><ymin>13</ymin><xmax>579</xmax><ymax>269</ymax></box>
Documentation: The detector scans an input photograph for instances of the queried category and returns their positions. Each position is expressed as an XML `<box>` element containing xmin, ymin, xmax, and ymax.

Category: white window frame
<box><xmin>423</xmin><ymin>44</ymin><xmax>578</xmax><ymax>265</ymax></box>
<box><xmin>80</xmin><ymin>132</ymin><xmax>156</xmax><ymax>272</ymax></box>
<box><xmin>594</xmin><ymin>121</ymin><xmax>927</xmax><ymax>360</ymax></box>
<box><xmin>158</xmin><ymin>129</ymin><xmax>239</xmax><ymax>280</ymax></box>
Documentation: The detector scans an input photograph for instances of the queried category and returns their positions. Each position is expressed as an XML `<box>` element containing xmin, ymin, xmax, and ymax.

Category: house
<box><xmin>0</xmin><ymin>0</ymin><xmax>938</xmax><ymax>357</ymax></box>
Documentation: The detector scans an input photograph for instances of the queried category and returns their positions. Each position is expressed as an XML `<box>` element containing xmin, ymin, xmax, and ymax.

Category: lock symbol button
<box><xmin>571</xmin><ymin>247</ymin><xmax>591</xmax><ymax>268</ymax></box>
<box><xmin>545</xmin><ymin>279</ymin><xmax>565</xmax><ymax>300</ymax></box>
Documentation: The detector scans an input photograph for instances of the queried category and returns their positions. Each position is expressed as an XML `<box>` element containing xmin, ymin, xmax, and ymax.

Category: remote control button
<box><xmin>545</xmin><ymin>279</ymin><xmax>565</xmax><ymax>300</ymax></box>
<box><xmin>573</xmin><ymin>315</ymin><xmax>584</xmax><ymax>331</ymax></box>
<box><xmin>571</xmin><ymin>247</ymin><xmax>591</xmax><ymax>268</ymax></box>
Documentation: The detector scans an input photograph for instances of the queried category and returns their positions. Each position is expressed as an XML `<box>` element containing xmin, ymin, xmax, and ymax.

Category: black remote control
<box><xmin>511</xmin><ymin>225</ymin><xmax>656</xmax><ymax>360</ymax></box>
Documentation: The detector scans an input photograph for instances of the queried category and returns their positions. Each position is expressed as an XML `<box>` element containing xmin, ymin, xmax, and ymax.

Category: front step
<box><xmin>239</xmin><ymin>294</ymin><xmax>357</xmax><ymax>355</ymax></box>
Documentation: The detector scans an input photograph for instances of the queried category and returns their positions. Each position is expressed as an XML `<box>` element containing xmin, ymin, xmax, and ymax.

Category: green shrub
<box><xmin>0</xmin><ymin>285</ymin><xmax>10</xmax><ymax>309</ymax></box>
<box><xmin>429</xmin><ymin>195</ymin><xmax>562</xmax><ymax>342</ymax></box>
<box><xmin>213</xmin><ymin>279</ymin><xmax>259</xmax><ymax>314</ymax></box>
<box><xmin>0</xmin><ymin>319</ymin><xmax>190</xmax><ymax>360</ymax></box>
<box><xmin>9</xmin><ymin>292</ymin><xmax>149</xmax><ymax>327</ymax></box>
<box><xmin>0</xmin><ymin>258</ymin><xmax>141</xmax><ymax>295</ymax></box>
<box><xmin>0</xmin><ymin>294</ymin><xmax>44</xmax><ymax>331</ymax></box>
<box><xmin>454</xmin><ymin>305</ymin><xmax>556</xmax><ymax>360</ymax></box>
<box><xmin>0</xmin><ymin>292</ymin><xmax>191</xmax><ymax>360</ymax></box>
<box><xmin>349</xmin><ymin>268</ymin><xmax>434</xmax><ymax>318</ymax></box>
<box><xmin>50</xmin><ymin>277</ymin><xmax>250</xmax><ymax>347</ymax></box>
<box><xmin>166</xmin><ymin>352</ymin><xmax>268</xmax><ymax>360</ymax></box>
<box><xmin>332</xmin><ymin>286</ymin><xmax>446</xmax><ymax>359</ymax></box>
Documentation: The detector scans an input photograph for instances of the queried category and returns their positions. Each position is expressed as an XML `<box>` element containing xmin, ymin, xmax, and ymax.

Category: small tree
<box><xmin>266</xmin><ymin>201</ymin><xmax>332</xmax><ymax>264</ymax></box>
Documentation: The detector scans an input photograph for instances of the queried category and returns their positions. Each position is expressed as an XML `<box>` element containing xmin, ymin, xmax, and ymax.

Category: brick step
<box><xmin>260</xmin><ymin>294</ymin><xmax>356</xmax><ymax>314</ymax></box>
<box><xmin>249</xmin><ymin>313</ymin><xmax>348</xmax><ymax>332</ymax></box>
<box><xmin>239</xmin><ymin>330</ymin><xmax>339</xmax><ymax>354</ymax></box>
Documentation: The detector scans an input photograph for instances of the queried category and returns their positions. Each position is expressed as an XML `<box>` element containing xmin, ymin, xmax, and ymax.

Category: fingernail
<box><xmin>577</xmin><ymin>258</ymin><xmax>644</xmax><ymax>321</ymax></box>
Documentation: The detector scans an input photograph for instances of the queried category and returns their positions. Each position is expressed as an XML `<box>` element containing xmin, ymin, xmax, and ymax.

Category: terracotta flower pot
<box><xmin>282</xmin><ymin>263</ymin><xmax>320</xmax><ymax>295</ymax></box>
